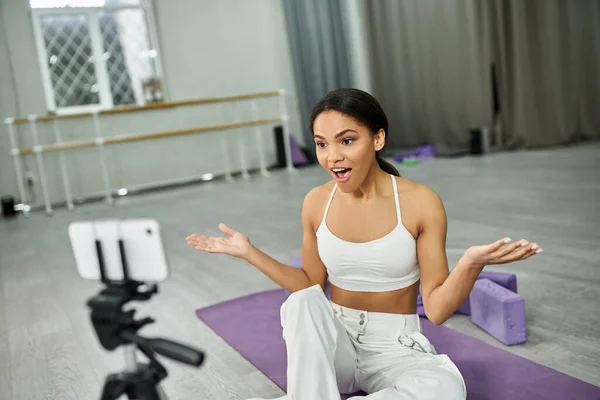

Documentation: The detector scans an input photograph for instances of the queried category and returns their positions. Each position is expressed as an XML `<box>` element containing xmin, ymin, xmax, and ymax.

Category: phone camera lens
<box><xmin>146</xmin><ymin>228</ymin><xmax>152</xmax><ymax>235</ymax></box>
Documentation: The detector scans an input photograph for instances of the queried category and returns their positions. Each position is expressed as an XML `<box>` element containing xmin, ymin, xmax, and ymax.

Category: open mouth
<box><xmin>332</xmin><ymin>168</ymin><xmax>352</xmax><ymax>182</ymax></box>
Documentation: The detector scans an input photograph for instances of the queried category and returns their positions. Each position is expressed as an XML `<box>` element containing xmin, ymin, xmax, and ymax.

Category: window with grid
<box><xmin>30</xmin><ymin>0</ymin><xmax>164</xmax><ymax>114</ymax></box>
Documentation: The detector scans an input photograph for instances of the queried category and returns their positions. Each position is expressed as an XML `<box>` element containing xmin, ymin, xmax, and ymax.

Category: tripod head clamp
<box><xmin>88</xmin><ymin>280</ymin><xmax>157</xmax><ymax>351</ymax></box>
<box><xmin>87</xmin><ymin>279</ymin><xmax>204</xmax><ymax>367</ymax></box>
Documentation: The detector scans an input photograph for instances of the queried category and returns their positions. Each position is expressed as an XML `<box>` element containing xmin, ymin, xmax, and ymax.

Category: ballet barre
<box><xmin>16</xmin><ymin>119</ymin><xmax>282</xmax><ymax>155</ymax></box>
<box><xmin>10</xmin><ymin>90</ymin><xmax>282</xmax><ymax>124</ymax></box>
<box><xmin>5</xmin><ymin>89</ymin><xmax>296</xmax><ymax>217</ymax></box>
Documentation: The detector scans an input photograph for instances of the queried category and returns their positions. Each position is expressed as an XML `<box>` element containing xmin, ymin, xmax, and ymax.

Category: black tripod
<box><xmin>86</xmin><ymin>237</ymin><xmax>205</xmax><ymax>399</ymax></box>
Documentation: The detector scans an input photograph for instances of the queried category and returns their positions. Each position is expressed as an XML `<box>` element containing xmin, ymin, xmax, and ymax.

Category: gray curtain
<box><xmin>282</xmin><ymin>0</ymin><xmax>352</xmax><ymax>158</ymax></box>
<box><xmin>364</xmin><ymin>0</ymin><xmax>492</xmax><ymax>150</ymax></box>
<box><xmin>484</xmin><ymin>0</ymin><xmax>600</xmax><ymax>148</ymax></box>
<box><xmin>365</xmin><ymin>0</ymin><xmax>600</xmax><ymax>150</ymax></box>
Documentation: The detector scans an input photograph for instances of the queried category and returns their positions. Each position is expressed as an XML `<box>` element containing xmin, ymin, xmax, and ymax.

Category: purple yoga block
<box><xmin>457</xmin><ymin>270</ymin><xmax>518</xmax><ymax>315</ymax></box>
<box><xmin>479</xmin><ymin>270</ymin><xmax>518</xmax><ymax>292</ymax></box>
<box><xmin>470</xmin><ymin>279</ymin><xmax>527</xmax><ymax>345</ymax></box>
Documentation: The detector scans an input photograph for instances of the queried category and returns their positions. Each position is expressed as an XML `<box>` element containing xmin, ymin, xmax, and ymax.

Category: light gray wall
<box><xmin>0</xmin><ymin>0</ymin><xmax>304</xmax><ymax>210</ymax></box>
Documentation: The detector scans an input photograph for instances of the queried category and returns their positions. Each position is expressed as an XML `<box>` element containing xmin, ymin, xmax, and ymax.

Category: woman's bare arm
<box><xmin>415</xmin><ymin>187</ymin><xmax>542</xmax><ymax>325</ymax></box>
<box><xmin>187</xmin><ymin>186</ymin><xmax>328</xmax><ymax>293</ymax></box>
<box><xmin>243</xmin><ymin>187</ymin><xmax>329</xmax><ymax>292</ymax></box>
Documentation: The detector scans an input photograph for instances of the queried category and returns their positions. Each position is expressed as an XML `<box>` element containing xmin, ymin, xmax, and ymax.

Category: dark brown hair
<box><xmin>309</xmin><ymin>88</ymin><xmax>400</xmax><ymax>176</ymax></box>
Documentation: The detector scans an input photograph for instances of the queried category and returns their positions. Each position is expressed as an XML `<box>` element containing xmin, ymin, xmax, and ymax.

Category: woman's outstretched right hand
<box><xmin>186</xmin><ymin>223</ymin><xmax>251</xmax><ymax>260</ymax></box>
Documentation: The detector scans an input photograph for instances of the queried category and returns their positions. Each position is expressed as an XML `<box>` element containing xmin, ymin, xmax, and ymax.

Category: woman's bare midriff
<box><xmin>329</xmin><ymin>280</ymin><xmax>420</xmax><ymax>314</ymax></box>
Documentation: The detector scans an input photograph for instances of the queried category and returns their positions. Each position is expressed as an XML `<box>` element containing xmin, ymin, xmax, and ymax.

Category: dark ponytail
<box><xmin>376</xmin><ymin>155</ymin><xmax>400</xmax><ymax>176</ymax></box>
<box><xmin>309</xmin><ymin>88</ymin><xmax>400</xmax><ymax>177</ymax></box>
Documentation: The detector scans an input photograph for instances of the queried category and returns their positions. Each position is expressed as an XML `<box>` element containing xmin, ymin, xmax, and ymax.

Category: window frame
<box><xmin>30</xmin><ymin>1</ymin><xmax>166</xmax><ymax>115</ymax></box>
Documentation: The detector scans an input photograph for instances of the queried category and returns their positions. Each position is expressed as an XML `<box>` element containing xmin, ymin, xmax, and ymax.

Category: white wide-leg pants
<box><xmin>249</xmin><ymin>284</ymin><xmax>466</xmax><ymax>400</ymax></box>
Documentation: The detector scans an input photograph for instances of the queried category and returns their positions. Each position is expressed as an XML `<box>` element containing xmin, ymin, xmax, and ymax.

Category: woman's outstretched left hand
<box><xmin>463</xmin><ymin>237</ymin><xmax>543</xmax><ymax>269</ymax></box>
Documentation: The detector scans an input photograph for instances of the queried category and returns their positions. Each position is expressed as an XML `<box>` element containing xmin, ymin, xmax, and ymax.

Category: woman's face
<box><xmin>312</xmin><ymin>110</ymin><xmax>384</xmax><ymax>192</ymax></box>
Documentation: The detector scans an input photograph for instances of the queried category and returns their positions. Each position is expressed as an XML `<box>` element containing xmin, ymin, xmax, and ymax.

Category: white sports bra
<box><xmin>316</xmin><ymin>174</ymin><xmax>420</xmax><ymax>292</ymax></box>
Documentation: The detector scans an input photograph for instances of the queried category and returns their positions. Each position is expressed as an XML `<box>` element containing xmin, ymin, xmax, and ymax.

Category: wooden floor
<box><xmin>1</xmin><ymin>142</ymin><xmax>599</xmax><ymax>399</ymax></box>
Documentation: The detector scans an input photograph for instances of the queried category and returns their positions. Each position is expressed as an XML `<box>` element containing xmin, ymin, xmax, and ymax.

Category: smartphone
<box><xmin>68</xmin><ymin>218</ymin><xmax>169</xmax><ymax>282</ymax></box>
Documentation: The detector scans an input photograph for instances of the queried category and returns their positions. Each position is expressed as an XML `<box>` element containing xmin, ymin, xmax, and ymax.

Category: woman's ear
<box><xmin>374</xmin><ymin>129</ymin><xmax>386</xmax><ymax>151</ymax></box>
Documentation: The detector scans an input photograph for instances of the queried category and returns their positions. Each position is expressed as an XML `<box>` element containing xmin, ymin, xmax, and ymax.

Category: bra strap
<box><xmin>321</xmin><ymin>184</ymin><xmax>337</xmax><ymax>224</ymax></box>
<box><xmin>391</xmin><ymin>175</ymin><xmax>401</xmax><ymax>223</ymax></box>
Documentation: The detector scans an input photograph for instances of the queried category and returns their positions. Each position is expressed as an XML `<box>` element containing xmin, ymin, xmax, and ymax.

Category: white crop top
<box><xmin>316</xmin><ymin>174</ymin><xmax>420</xmax><ymax>292</ymax></box>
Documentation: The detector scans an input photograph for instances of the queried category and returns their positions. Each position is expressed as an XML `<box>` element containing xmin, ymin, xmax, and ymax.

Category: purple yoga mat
<box><xmin>196</xmin><ymin>289</ymin><xmax>600</xmax><ymax>400</ymax></box>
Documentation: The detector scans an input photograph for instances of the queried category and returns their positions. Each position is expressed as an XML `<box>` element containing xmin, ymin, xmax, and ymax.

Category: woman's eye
<box><xmin>342</xmin><ymin>138</ymin><xmax>354</xmax><ymax>145</ymax></box>
<box><xmin>316</xmin><ymin>141</ymin><xmax>326</xmax><ymax>148</ymax></box>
